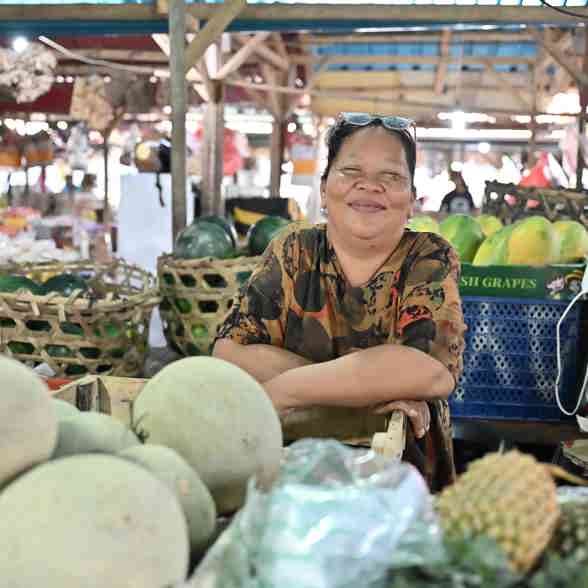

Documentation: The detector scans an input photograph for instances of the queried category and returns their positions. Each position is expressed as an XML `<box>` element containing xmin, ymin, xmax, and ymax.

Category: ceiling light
<box><xmin>12</xmin><ymin>37</ymin><xmax>28</xmax><ymax>53</ymax></box>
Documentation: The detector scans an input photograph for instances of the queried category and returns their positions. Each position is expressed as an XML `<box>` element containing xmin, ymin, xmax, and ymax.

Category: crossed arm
<box><xmin>213</xmin><ymin>339</ymin><xmax>454</xmax><ymax>435</ymax></box>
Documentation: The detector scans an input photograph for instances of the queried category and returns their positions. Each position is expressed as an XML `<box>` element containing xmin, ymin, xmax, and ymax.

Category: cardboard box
<box><xmin>53</xmin><ymin>376</ymin><xmax>147</xmax><ymax>427</ymax></box>
<box><xmin>460</xmin><ymin>263</ymin><xmax>585</xmax><ymax>300</ymax></box>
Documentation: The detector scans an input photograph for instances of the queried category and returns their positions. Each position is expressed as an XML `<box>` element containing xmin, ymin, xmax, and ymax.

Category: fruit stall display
<box><xmin>409</xmin><ymin>211</ymin><xmax>588</xmax><ymax>422</ymax></box>
<box><xmin>158</xmin><ymin>214</ymin><xmax>291</xmax><ymax>355</ymax></box>
<box><xmin>2</xmin><ymin>353</ymin><xmax>588</xmax><ymax>587</ymax></box>
<box><xmin>0</xmin><ymin>258</ymin><xmax>159</xmax><ymax>378</ymax></box>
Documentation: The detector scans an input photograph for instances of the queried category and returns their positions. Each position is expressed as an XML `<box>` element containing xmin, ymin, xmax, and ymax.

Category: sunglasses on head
<box><xmin>336</xmin><ymin>112</ymin><xmax>416</xmax><ymax>142</ymax></box>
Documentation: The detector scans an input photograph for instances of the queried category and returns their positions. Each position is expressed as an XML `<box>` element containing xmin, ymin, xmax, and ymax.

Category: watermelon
<box><xmin>0</xmin><ymin>356</ymin><xmax>58</xmax><ymax>487</ymax></box>
<box><xmin>553</xmin><ymin>220</ymin><xmax>588</xmax><ymax>263</ymax></box>
<box><xmin>407</xmin><ymin>215</ymin><xmax>440</xmax><ymax>233</ymax></box>
<box><xmin>43</xmin><ymin>273</ymin><xmax>88</xmax><ymax>296</ymax></box>
<box><xmin>52</xmin><ymin>412</ymin><xmax>140</xmax><ymax>459</ymax></box>
<box><xmin>0</xmin><ymin>274</ymin><xmax>44</xmax><ymax>295</ymax></box>
<box><xmin>119</xmin><ymin>444</ymin><xmax>217</xmax><ymax>555</ymax></box>
<box><xmin>174</xmin><ymin>219</ymin><xmax>236</xmax><ymax>260</ymax></box>
<box><xmin>0</xmin><ymin>454</ymin><xmax>190</xmax><ymax>588</ymax></box>
<box><xmin>440</xmin><ymin>214</ymin><xmax>484</xmax><ymax>262</ymax></box>
<box><xmin>247</xmin><ymin>215</ymin><xmax>291</xmax><ymax>256</ymax></box>
<box><xmin>132</xmin><ymin>356</ymin><xmax>283</xmax><ymax>515</ymax></box>
<box><xmin>199</xmin><ymin>215</ymin><xmax>239</xmax><ymax>249</ymax></box>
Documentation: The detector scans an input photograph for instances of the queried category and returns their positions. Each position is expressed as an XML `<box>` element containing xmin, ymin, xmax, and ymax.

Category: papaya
<box><xmin>407</xmin><ymin>215</ymin><xmax>440</xmax><ymax>233</ymax></box>
<box><xmin>472</xmin><ymin>224</ymin><xmax>516</xmax><ymax>266</ymax></box>
<box><xmin>439</xmin><ymin>214</ymin><xmax>484</xmax><ymax>262</ymax></box>
<box><xmin>552</xmin><ymin>220</ymin><xmax>588</xmax><ymax>263</ymax></box>
<box><xmin>476</xmin><ymin>214</ymin><xmax>503</xmax><ymax>238</ymax></box>
<box><xmin>505</xmin><ymin>216</ymin><xmax>559</xmax><ymax>266</ymax></box>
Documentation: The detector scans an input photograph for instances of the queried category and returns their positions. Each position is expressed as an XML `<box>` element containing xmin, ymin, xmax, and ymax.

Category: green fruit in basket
<box><xmin>174</xmin><ymin>219</ymin><xmax>236</xmax><ymax>260</ymax></box>
<box><xmin>119</xmin><ymin>444</ymin><xmax>217</xmax><ymax>556</ymax></box>
<box><xmin>43</xmin><ymin>273</ymin><xmax>88</xmax><ymax>297</ymax></box>
<box><xmin>65</xmin><ymin>364</ymin><xmax>88</xmax><ymax>377</ymax></box>
<box><xmin>199</xmin><ymin>214</ymin><xmax>239</xmax><ymax>249</ymax></box>
<box><xmin>0</xmin><ymin>274</ymin><xmax>44</xmax><ymax>295</ymax></box>
<box><xmin>553</xmin><ymin>220</ymin><xmax>588</xmax><ymax>264</ymax></box>
<box><xmin>45</xmin><ymin>344</ymin><xmax>74</xmax><ymax>358</ymax></box>
<box><xmin>191</xmin><ymin>324</ymin><xmax>208</xmax><ymax>339</ymax></box>
<box><xmin>0</xmin><ymin>454</ymin><xmax>190</xmax><ymax>587</ymax></box>
<box><xmin>247</xmin><ymin>215</ymin><xmax>292</xmax><ymax>257</ymax></box>
<box><xmin>0</xmin><ymin>355</ymin><xmax>58</xmax><ymax>488</ymax></box>
<box><xmin>7</xmin><ymin>341</ymin><xmax>35</xmax><ymax>355</ymax></box>
<box><xmin>175</xmin><ymin>298</ymin><xmax>192</xmax><ymax>314</ymax></box>
<box><xmin>60</xmin><ymin>322</ymin><xmax>84</xmax><ymax>336</ymax></box>
<box><xmin>131</xmin><ymin>356</ymin><xmax>283</xmax><ymax>515</ymax></box>
<box><xmin>407</xmin><ymin>215</ymin><xmax>440</xmax><ymax>233</ymax></box>
<box><xmin>53</xmin><ymin>411</ymin><xmax>140</xmax><ymax>459</ymax></box>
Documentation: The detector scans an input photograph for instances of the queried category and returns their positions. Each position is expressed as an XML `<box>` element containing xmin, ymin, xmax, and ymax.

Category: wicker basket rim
<box><xmin>157</xmin><ymin>253</ymin><xmax>262</xmax><ymax>270</ymax></box>
<box><xmin>0</xmin><ymin>258</ymin><xmax>159</xmax><ymax>310</ymax></box>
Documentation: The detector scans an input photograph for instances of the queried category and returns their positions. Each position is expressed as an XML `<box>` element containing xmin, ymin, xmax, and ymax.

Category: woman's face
<box><xmin>321</xmin><ymin>126</ymin><xmax>414</xmax><ymax>244</ymax></box>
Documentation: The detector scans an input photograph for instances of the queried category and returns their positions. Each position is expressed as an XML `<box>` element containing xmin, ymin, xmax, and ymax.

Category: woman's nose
<box><xmin>356</xmin><ymin>176</ymin><xmax>384</xmax><ymax>191</ymax></box>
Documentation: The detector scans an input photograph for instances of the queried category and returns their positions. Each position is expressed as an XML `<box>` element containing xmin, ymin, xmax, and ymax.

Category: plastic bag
<box><xmin>188</xmin><ymin>439</ymin><xmax>444</xmax><ymax>588</ymax></box>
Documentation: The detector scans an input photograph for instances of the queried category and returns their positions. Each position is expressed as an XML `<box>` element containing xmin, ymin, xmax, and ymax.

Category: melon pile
<box><xmin>0</xmin><ymin>354</ymin><xmax>283</xmax><ymax>587</ymax></box>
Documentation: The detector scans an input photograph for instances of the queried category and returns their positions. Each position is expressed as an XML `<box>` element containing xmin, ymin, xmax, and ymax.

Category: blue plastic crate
<box><xmin>449</xmin><ymin>296</ymin><xmax>586</xmax><ymax>422</ymax></box>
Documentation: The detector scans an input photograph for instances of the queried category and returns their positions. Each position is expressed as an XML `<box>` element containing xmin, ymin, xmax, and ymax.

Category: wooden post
<box><xmin>270</xmin><ymin>119</ymin><xmax>286</xmax><ymax>197</ymax></box>
<box><xmin>576</xmin><ymin>30</ymin><xmax>588</xmax><ymax>190</ymax></box>
<box><xmin>201</xmin><ymin>78</ymin><xmax>225</xmax><ymax>216</ymax></box>
<box><xmin>169</xmin><ymin>0</ymin><xmax>188</xmax><ymax>240</ymax></box>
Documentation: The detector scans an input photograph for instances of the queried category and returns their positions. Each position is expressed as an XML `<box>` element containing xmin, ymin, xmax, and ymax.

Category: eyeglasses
<box><xmin>336</xmin><ymin>112</ymin><xmax>416</xmax><ymax>143</ymax></box>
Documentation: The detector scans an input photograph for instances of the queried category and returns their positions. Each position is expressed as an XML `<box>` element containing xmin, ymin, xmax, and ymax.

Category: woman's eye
<box><xmin>340</xmin><ymin>167</ymin><xmax>361</xmax><ymax>175</ymax></box>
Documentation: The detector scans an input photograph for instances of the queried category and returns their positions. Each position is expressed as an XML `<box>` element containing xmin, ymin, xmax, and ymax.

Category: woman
<box><xmin>213</xmin><ymin>112</ymin><xmax>466</xmax><ymax>491</ymax></box>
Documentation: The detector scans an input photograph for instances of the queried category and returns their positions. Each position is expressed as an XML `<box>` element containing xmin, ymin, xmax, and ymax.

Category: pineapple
<box><xmin>550</xmin><ymin>499</ymin><xmax>588</xmax><ymax>564</ymax></box>
<box><xmin>435</xmin><ymin>451</ymin><xmax>560</xmax><ymax>574</ymax></box>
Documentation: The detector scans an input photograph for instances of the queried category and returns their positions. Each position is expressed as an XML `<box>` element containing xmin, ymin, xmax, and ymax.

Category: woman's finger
<box><xmin>373</xmin><ymin>401</ymin><xmax>427</xmax><ymax>437</ymax></box>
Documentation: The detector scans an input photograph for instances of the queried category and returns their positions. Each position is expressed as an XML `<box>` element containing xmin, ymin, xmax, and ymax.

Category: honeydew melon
<box><xmin>0</xmin><ymin>356</ymin><xmax>57</xmax><ymax>488</ymax></box>
<box><xmin>132</xmin><ymin>356</ymin><xmax>283</xmax><ymax>514</ymax></box>
<box><xmin>52</xmin><ymin>411</ymin><xmax>140</xmax><ymax>459</ymax></box>
<box><xmin>0</xmin><ymin>454</ymin><xmax>190</xmax><ymax>588</ymax></box>
<box><xmin>119</xmin><ymin>444</ymin><xmax>217</xmax><ymax>555</ymax></box>
<box><xmin>51</xmin><ymin>398</ymin><xmax>80</xmax><ymax>420</ymax></box>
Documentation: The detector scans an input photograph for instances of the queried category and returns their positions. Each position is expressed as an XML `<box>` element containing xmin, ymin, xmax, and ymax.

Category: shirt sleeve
<box><xmin>394</xmin><ymin>233</ymin><xmax>466</xmax><ymax>384</ymax></box>
<box><xmin>214</xmin><ymin>237</ymin><xmax>290</xmax><ymax>347</ymax></box>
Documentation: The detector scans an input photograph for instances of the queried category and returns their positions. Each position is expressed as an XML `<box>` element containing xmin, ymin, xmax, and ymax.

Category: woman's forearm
<box><xmin>212</xmin><ymin>338</ymin><xmax>312</xmax><ymax>383</ymax></box>
<box><xmin>264</xmin><ymin>344</ymin><xmax>454</xmax><ymax>411</ymax></box>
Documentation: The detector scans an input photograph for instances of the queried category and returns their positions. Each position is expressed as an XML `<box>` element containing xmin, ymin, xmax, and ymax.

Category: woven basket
<box><xmin>157</xmin><ymin>254</ymin><xmax>261</xmax><ymax>355</ymax></box>
<box><xmin>0</xmin><ymin>258</ymin><xmax>159</xmax><ymax>379</ymax></box>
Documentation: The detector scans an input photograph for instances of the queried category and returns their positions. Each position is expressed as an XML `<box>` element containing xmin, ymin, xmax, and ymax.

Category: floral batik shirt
<box><xmin>216</xmin><ymin>222</ymin><xmax>466</xmax><ymax>491</ymax></box>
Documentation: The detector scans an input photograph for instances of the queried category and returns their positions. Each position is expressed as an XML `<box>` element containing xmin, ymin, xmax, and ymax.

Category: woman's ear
<box><xmin>320</xmin><ymin>179</ymin><xmax>327</xmax><ymax>208</ymax></box>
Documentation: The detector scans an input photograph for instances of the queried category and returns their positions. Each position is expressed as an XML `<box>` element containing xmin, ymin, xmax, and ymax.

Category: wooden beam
<box><xmin>290</xmin><ymin>55</ymin><xmax>534</xmax><ymax>66</ymax></box>
<box><xmin>529</xmin><ymin>27</ymin><xmax>588</xmax><ymax>88</ymax></box>
<box><xmin>272</xmin><ymin>33</ymin><xmax>290</xmax><ymax>63</ymax></box>
<box><xmin>234</xmin><ymin>34</ymin><xmax>289</xmax><ymax>72</ymax></box>
<box><xmin>56</xmin><ymin>49</ymin><xmax>169</xmax><ymax>63</ymax></box>
<box><xmin>302</xmin><ymin>32</ymin><xmax>536</xmax><ymax>45</ymax></box>
<box><xmin>261</xmin><ymin>64</ymin><xmax>287</xmax><ymax>121</ymax></box>
<box><xmin>2</xmin><ymin>5</ymin><xmax>587</xmax><ymax>26</ymax></box>
<box><xmin>184</xmin><ymin>0</ymin><xmax>246</xmax><ymax>73</ymax></box>
<box><xmin>214</xmin><ymin>32</ymin><xmax>271</xmax><ymax>80</ymax></box>
<box><xmin>482</xmin><ymin>58</ymin><xmax>532</xmax><ymax>110</ymax></box>
<box><xmin>434</xmin><ymin>28</ymin><xmax>451</xmax><ymax>95</ymax></box>
<box><xmin>169</xmin><ymin>0</ymin><xmax>187</xmax><ymax>240</ymax></box>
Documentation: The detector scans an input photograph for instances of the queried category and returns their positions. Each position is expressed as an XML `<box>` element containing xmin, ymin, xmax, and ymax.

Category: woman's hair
<box><xmin>321</xmin><ymin>119</ymin><xmax>416</xmax><ymax>188</ymax></box>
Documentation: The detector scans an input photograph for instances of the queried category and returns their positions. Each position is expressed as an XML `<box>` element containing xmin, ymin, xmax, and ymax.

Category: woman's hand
<box><xmin>372</xmin><ymin>399</ymin><xmax>431</xmax><ymax>438</ymax></box>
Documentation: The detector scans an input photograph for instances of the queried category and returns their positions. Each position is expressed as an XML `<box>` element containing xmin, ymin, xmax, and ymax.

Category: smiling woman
<box><xmin>213</xmin><ymin>112</ymin><xmax>466</xmax><ymax>492</ymax></box>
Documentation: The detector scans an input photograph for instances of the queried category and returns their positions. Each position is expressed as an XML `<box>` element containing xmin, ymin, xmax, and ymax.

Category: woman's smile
<box><xmin>348</xmin><ymin>199</ymin><xmax>387</xmax><ymax>213</ymax></box>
